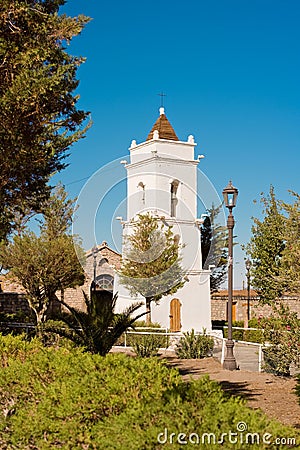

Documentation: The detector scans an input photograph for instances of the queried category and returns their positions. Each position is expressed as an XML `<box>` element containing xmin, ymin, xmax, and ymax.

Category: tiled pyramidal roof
<box><xmin>146</xmin><ymin>107</ymin><xmax>179</xmax><ymax>141</ymax></box>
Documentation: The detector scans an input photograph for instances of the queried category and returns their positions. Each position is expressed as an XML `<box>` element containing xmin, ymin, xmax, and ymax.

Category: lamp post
<box><xmin>245</xmin><ymin>259</ymin><xmax>251</xmax><ymax>321</ymax></box>
<box><xmin>91</xmin><ymin>245</ymin><xmax>99</xmax><ymax>292</ymax></box>
<box><xmin>222</xmin><ymin>180</ymin><xmax>238</xmax><ymax>371</ymax></box>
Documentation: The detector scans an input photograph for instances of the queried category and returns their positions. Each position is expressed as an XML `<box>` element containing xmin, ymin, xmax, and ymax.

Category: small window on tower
<box><xmin>170</xmin><ymin>180</ymin><xmax>179</xmax><ymax>217</ymax></box>
<box><xmin>138</xmin><ymin>181</ymin><xmax>145</xmax><ymax>205</ymax></box>
<box><xmin>174</xmin><ymin>234</ymin><xmax>180</xmax><ymax>246</ymax></box>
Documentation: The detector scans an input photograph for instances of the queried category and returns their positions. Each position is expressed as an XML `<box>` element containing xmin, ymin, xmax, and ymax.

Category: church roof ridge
<box><xmin>146</xmin><ymin>107</ymin><xmax>179</xmax><ymax>141</ymax></box>
<box><xmin>87</xmin><ymin>243</ymin><xmax>121</xmax><ymax>258</ymax></box>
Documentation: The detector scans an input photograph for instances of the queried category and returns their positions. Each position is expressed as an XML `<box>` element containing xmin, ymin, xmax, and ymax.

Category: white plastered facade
<box><xmin>114</xmin><ymin>109</ymin><xmax>211</xmax><ymax>332</ymax></box>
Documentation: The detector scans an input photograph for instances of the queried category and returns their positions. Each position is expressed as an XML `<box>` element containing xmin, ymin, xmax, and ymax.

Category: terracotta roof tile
<box><xmin>146</xmin><ymin>110</ymin><xmax>179</xmax><ymax>141</ymax></box>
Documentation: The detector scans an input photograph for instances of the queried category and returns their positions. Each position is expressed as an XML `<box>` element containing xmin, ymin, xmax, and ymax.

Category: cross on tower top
<box><xmin>157</xmin><ymin>92</ymin><xmax>166</xmax><ymax>108</ymax></box>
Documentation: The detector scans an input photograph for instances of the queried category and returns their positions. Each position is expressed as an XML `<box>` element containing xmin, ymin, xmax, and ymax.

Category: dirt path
<box><xmin>166</xmin><ymin>356</ymin><xmax>300</xmax><ymax>429</ymax></box>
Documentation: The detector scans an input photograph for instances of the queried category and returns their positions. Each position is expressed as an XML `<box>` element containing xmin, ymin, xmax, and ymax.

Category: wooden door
<box><xmin>232</xmin><ymin>302</ymin><xmax>237</xmax><ymax>322</ymax></box>
<box><xmin>226</xmin><ymin>302</ymin><xmax>237</xmax><ymax>322</ymax></box>
<box><xmin>170</xmin><ymin>298</ymin><xmax>181</xmax><ymax>332</ymax></box>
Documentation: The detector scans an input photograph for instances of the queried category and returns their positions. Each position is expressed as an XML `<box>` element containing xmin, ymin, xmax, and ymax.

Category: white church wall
<box><xmin>126</xmin><ymin>156</ymin><xmax>198</xmax><ymax>221</ymax></box>
<box><xmin>115</xmin><ymin>109</ymin><xmax>212</xmax><ymax>333</ymax></box>
<box><xmin>151</xmin><ymin>271</ymin><xmax>211</xmax><ymax>332</ymax></box>
<box><xmin>113</xmin><ymin>272</ymin><xmax>147</xmax><ymax>316</ymax></box>
<box><xmin>129</xmin><ymin>139</ymin><xmax>195</xmax><ymax>163</ymax></box>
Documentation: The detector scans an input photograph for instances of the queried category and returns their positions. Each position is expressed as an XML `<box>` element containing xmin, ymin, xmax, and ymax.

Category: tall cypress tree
<box><xmin>0</xmin><ymin>0</ymin><xmax>91</xmax><ymax>240</ymax></box>
<box><xmin>201</xmin><ymin>204</ymin><xmax>228</xmax><ymax>292</ymax></box>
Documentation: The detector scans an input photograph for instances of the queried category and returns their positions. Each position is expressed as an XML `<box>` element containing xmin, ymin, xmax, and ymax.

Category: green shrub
<box><xmin>117</xmin><ymin>321</ymin><xmax>169</xmax><ymax>349</ymax></box>
<box><xmin>243</xmin><ymin>328</ymin><xmax>264</xmax><ymax>343</ymax></box>
<box><xmin>223</xmin><ymin>320</ymin><xmax>264</xmax><ymax>343</ymax></box>
<box><xmin>176</xmin><ymin>328</ymin><xmax>214</xmax><ymax>359</ymax></box>
<box><xmin>259</xmin><ymin>304</ymin><xmax>300</xmax><ymax>376</ymax></box>
<box><xmin>37</xmin><ymin>319</ymin><xmax>79</xmax><ymax>348</ymax></box>
<box><xmin>296</xmin><ymin>374</ymin><xmax>300</xmax><ymax>402</ymax></box>
<box><xmin>0</xmin><ymin>333</ymin><xmax>43</xmax><ymax>367</ymax></box>
<box><xmin>132</xmin><ymin>320</ymin><xmax>163</xmax><ymax>328</ymax></box>
<box><xmin>223</xmin><ymin>321</ymin><xmax>244</xmax><ymax>340</ymax></box>
<box><xmin>0</xmin><ymin>310</ymin><xmax>35</xmax><ymax>324</ymax></box>
<box><xmin>263</xmin><ymin>346</ymin><xmax>291</xmax><ymax>377</ymax></box>
<box><xmin>42</xmin><ymin>292</ymin><xmax>145</xmax><ymax>355</ymax></box>
<box><xmin>0</xmin><ymin>335</ymin><xmax>297</xmax><ymax>449</ymax></box>
<box><xmin>132</xmin><ymin>334</ymin><xmax>163</xmax><ymax>357</ymax></box>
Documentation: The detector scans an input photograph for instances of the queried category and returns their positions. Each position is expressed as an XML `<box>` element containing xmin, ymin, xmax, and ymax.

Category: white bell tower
<box><xmin>116</xmin><ymin>108</ymin><xmax>211</xmax><ymax>332</ymax></box>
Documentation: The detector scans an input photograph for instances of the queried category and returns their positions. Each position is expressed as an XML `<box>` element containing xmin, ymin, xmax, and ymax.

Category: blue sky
<box><xmin>53</xmin><ymin>0</ymin><xmax>300</xmax><ymax>288</ymax></box>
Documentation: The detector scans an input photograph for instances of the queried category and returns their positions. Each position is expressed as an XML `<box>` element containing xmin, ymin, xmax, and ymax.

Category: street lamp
<box><xmin>222</xmin><ymin>180</ymin><xmax>238</xmax><ymax>371</ymax></box>
<box><xmin>245</xmin><ymin>258</ymin><xmax>252</xmax><ymax>321</ymax></box>
<box><xmin>91</xmin><ymin>245</ymin><xmax>99</xmax><ymax>292</ymax></box>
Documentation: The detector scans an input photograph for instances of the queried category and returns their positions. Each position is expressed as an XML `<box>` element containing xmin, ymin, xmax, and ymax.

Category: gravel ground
<box><xmin>166</xmin><ymin>356</ymin><xmax>300</xmax><ymax>429</ymax></box>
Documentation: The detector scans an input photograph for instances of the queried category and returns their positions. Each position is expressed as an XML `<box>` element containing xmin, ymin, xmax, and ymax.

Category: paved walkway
<box><xmin>213</xmin><ymin>340</ymin><xmax>262</xmax><ymax>372</ymax></box>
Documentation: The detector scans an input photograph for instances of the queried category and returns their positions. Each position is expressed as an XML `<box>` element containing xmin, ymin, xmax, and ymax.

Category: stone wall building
<box><xmin>0</xmin><ymin>241</ymin><xmax>121</xmax><ymax>317</ymax></box>
<box><xmin>1</xmin><ymin>247</ymin><xmax>300</xmax><ymax>326</ymax></box>
<box><xmin>211</xmin><ymin>289</ymin><xmax>300</xmax><ymax>323</ymax></box>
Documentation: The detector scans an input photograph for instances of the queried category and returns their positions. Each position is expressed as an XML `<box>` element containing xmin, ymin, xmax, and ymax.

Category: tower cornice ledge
<box><xmin>125</xmin><ymin>155</ymin><xmax>200</xmax><ymax>170</ymax></box>
<box><xmin>129</xmin><ymin>138</ymin><xmax>197</xmax><ymax>152</ymax></box>
<box><xmin>120</xmin><ymin>218</ymin><xmax>201</xmax><ymax>227</ymax></box>
<box><xmin>186</xmin><ymin>269</ymin><xmax>211</xmax><ymax>275</ymax></box>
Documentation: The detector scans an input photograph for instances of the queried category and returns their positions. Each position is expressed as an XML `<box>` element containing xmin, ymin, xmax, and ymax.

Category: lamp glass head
<box><xmin>222</xmin><ymin>181</ymin><xmax>238</xmax><ymax>208</ymax></box>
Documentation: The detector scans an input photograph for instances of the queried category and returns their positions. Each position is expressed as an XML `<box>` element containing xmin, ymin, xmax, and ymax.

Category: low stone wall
<box><xmin>1</xmin><ymin>287</ymin><xmax>300</xmax><ymax>324</ymax></box>
<box><xmin>211</xmin><ymin>294</ymin><xmax>300</xmax><ymax>322</ymax></box>
<box><xmin>0</xmin><ymin>293</ymin><xmax>32</xmax><ymax>317</ymax></box>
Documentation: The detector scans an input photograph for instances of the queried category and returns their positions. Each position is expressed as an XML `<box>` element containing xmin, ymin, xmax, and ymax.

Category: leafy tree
<box><xmin>246</xmin><ymin>186</ymin><xmax>285</xmax><ymax>304</ymax></box>
<box><xmin>118</xmin><ymin>213</ymin><xmax>185</xmax><ymax>323</ymax></box>
<box><xmin>0</xmin><ymin>185</ymin><xmax>85</xmax><ymax>323</ymax></box>
<box><xmin>0</xmin><ymin>0</ymin><xmax>91</xmax><ymax>240</ymax></box>
<box><xmin>278</xmin><ymin>191</ymin><xmax>300</xmax><ymax>292</ymax></box>
<box><xmin>201</xmin><ymin>204</ymin><xmax>228</xmax><ymax>292</ymax></box>
<box><xmin>259</xmin><ymin>303</ymin><xmax>300</xmax><ymax>376</ymax></box>
<box><xmin>43</xmin><ymin>292</ymin><xmax>145</xmax><ymax>356</ymax></box>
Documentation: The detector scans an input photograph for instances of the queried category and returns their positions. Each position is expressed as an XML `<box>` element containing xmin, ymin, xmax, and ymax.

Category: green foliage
<box><xmin>243</xmin><ymin>331</ymin><xmax>264</xmax><ymax>344</ymax></box>
<box><xmin>0</xmin><ymin>333</ymin><xmax>41</xmax><ymax>367</ymax></box>
<box><xmin>0</xmin><ymin>310</ymin><xmax>35</xmax><ymax>324</ymax></box>
<box><xmin>0</xmin><ymin>0</ymin><xmax>91</xmax><ymax>240</ymax></box>
<box><xmin>0</xmin><ymin>186</ymin><xmax>85</xmax><ymax>323</ymax></box>
<box><xmin>132</xmin><ymin>320</ymin><xmax>163</xmax><ymax>328</ymax></box>
<box><xmin>296</xmin><ymin>375</ymin><xmax>300</xmax><ymax>403</ymax></box>
<box><xmin>44</xmin><ymin>291</ymin><xmax>146</xmax><ymax>355</ymax></box>
<box><xmin>262</xmin><ymin>346</ymin><xmax>291</xmax><ymax>377</ymax></box>
<box><xmin>258</xmin><ymin>304</ymin><xmax>300</xmax><ymax>376</ymax></box>
<box><xmin>0</xmin><ymin>335</ymin><xmax>296</xmax><ymax>449</ymax></box>
<box><xmin>176</xmin><ymin>328</ymin><xmax>214</xmax><ymax>359</ymax></box>
<box><xmin>132</xmin><ymin>334</ymin><xmax>162</xmax><ymax>357</ymax></box>
<box><xmin>278</xmin><ymin>191</ymin><xmax>300</xmax><ymax>292</ymax></box>
<box><xmin>247</xmin><ymin>188</ymin><xmax>300</xmax><ymax>302</ymax></box>
<box><xmin>246</xmin><ymin>186</ymin><xmax>285</xmax><ymax>304</ymax></box>
<box><xmin>224</xmin><ymin>320</ymin><xmax>244</xmax><ymax>341</ymax></box>
<box><xmin>123</xmin><ymin>323</ymin><xmax>169</xmax><ymax>349</ymax></box>
<box><xmin>119</xmin><ymin>213</ymin><xmax>186</xmax><ymax>322</ymax></box>
<box><xmin>222</xmin><ymin>320</ymin><xmax>265</xmax><ymax>344</ymax></box>
<box><xmin>117</xmin><ymin>321</ymin><xmax>169</xmax><ymax>351</ymax></box>
<box><xmin>201</xmin><ymin>204</ymin><xmax>228</xmax><ymax>292</ymax></box>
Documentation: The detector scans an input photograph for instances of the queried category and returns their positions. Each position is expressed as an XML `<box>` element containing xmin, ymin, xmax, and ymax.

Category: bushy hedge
<box><xmin>223</xmin><ymin>320</ymin><xmax>264</xmax><ymax>343</ymax></box>
<box><xmin>132</xmin><ymin>334</ymin><xmax>163</xmax><ymax>357</ymax></box>
<box><xmin>117</xmin><ymin>320</ymin><xmax>169</xmax><ymax>350</ymax></box>
<box><xmin>176</xmin><ymin>329</ymin><xmax>214</xmax><ymax>359</ymax></box>
<box><xmin>0</xmin><ymin>335</ymin><xmax>297</xmax><ymax>449</ymax></box>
